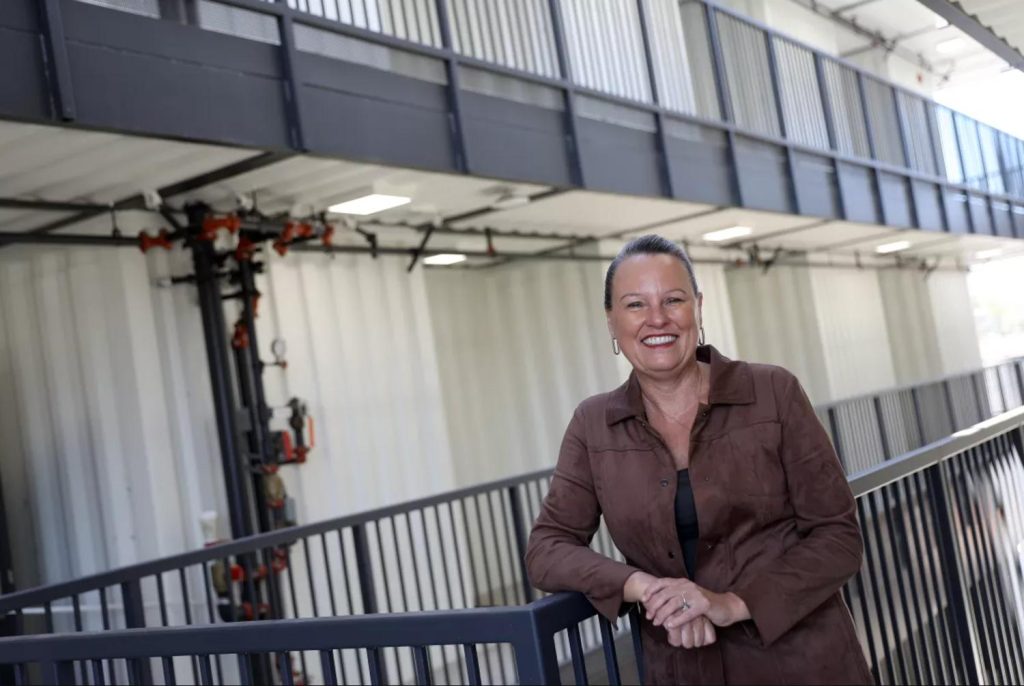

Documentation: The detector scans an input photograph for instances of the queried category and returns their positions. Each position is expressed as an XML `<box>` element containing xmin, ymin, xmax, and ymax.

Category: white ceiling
<box><xmin>0</xmin><ymin>120</ymin><xmax>1021</xmax><ymax>268</ymax></box>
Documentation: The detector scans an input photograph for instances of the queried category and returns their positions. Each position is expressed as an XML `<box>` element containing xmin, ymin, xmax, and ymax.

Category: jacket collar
<box><xmin>605</xmin><ymin>345</ymin><xmax>755</xmax><ymax>425</ymax></box>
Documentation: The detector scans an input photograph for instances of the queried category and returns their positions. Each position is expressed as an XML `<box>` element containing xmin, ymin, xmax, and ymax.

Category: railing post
<box><xmin>352</xmin><ymin>523</ymin><xmax>387</xmax><ymax>683</ymax></box>
<box><xmin>506</xmin><ymin>486</ymin><xmax>534</xmax><ymax>604</ymax></box>
<box><xmin>873</xmin><ymin>396</ymin><xmax>892</xmax><ymax>461</ymax></box>
<box><xmin>827</xmin><ymin>406</ymin><xmax>846</xmax><ymax>470</ymax></box>
<box><xmin>925</xmin><ymin>465</ymin><xmax>983</xmax><ymax>685</ymax></box>
<box><xmin>634</xmin><ymin>0</ymin><xmax>675</xmax><ymax>198</ymax></box>
<box><xmin>704</xmin><ymin>5</ymin><xmax>743</xmax><ymax>205</ymax></box>
<box><xmin>910</xmin><ymin>385</ymin><xmax>927</xmax><ymax>447</ymax></box>
<box><xmin>855</xmin><ymin>72</ymin><xmax>887</xmax><ymax>224</ymax></box>
<box><xmin>512</xmin><ymin>611</ymin><xmax>562</xmax><ymax>685</ymax></box>
<box><xmin>121</xmin><ymin>579</ymin><xmax>153</xmax><ymax>684</ymax></box>
<box><xmin>942</xmin><ymin>379</ymin><xmax>960</xmax><ymax>432</ymax></box>
<box><xmin>434</xmin><ymin>0</ymin><xmax>471</xmax><ymax>173</ymax></box>
<box><xmin>763</xmin><ymin>33</ymin><xmax>800</xmax><ymax>213</ymax></box>
<box><xmin>545</xmin><ymin>0</ymin><xmax>585</xmax><ymax>187</ymax></box>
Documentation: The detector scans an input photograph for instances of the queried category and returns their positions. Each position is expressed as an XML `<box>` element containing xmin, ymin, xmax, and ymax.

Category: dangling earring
<box><xmin>698</xmin><ymin>326</ymin><xmax>706</xmax><ymax>346</ymax></box>
<box><xmin>611</xmin><ymin>338</ymin><xmax>620</xmax><ymax>355</ymax></box>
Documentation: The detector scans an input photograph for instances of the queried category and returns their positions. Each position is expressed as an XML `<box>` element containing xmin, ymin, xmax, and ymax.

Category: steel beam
<box><xmin>916</xmin><ymin>0</ymin><xmax>1024</xmax><ymax>71</ymax></box>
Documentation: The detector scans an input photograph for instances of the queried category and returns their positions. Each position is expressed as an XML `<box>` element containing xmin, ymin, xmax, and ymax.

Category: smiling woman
<box><xmin>525</xmin><ymin>235</ymin><xmax>873</xmax><ymax>685</ymax></box>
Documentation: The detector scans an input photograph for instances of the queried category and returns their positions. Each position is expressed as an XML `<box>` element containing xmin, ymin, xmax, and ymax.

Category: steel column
<box><xmin>545</xmin><ymin>0</ymin><xmax>585</xmax><ymax>187</ymax></box>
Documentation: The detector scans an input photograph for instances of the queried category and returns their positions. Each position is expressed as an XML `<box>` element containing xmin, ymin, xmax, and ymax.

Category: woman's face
<box><xmin>606</xmin><ymin>253</ymin><xmax>703</xmax><ymax>381</ymax></box>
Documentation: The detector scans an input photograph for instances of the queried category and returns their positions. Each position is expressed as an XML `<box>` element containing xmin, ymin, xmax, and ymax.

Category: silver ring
<box><xmin>680</xmin><ymin>595</ymin><xmax>691</xmax><ymax>611</ymax></box>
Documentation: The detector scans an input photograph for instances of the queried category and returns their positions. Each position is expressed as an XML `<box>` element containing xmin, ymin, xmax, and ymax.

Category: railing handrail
<box><xmin>0</xmin><ymin>356</ymin><xmax>1019</xmax><ymax>613</ymax></box>
<box><xmin>823</xmin><ymin>356</ymin><xmax>1022</xmax><ymax>408</ymax></box>
<box><xmin>848</xmin><ymin>404</ymin><xmax>1024</xmax><ymax>497</ymax></box>
<box><xmin>0</xmin><ymin>591</ymin><xmax>591</xmax><ymax>663</ymax></box>
<box><xmin>0</xmin><ymin>465</ymin><xmax>550</xmax><ymax>613</ymax></box>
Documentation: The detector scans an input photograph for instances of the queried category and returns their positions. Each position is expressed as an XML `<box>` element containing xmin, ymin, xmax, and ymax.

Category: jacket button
<box><xmin>703</xmin><ymin>476</ymin><xmax>710</xmax><ymax>482</ymax></box>
<box><xmin>660</xmin><ymin>478</ymin><xmax>669</xmax><ymax>487</ymax></box>
<box><xmin>706</xmin><ymin>543</ymin><xmax>714</xmax><ymax>550</ymax></box>
<box><xmin>668</xmin><ymin>551</ymin><xmax>675</xmax><ymax>559</ymax></box>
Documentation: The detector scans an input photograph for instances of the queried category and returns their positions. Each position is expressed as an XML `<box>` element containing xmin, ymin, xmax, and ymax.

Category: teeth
<box><xmin>643</xmin><ymin>335</ymin><xmax>677</xmax><ymax>346</ymax></box>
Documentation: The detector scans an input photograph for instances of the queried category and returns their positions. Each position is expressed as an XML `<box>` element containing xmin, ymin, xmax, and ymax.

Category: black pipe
<box><xmin>187</xmin><ymin>205</ymin><xmax>254</xmax><ymax>541</ymax></box>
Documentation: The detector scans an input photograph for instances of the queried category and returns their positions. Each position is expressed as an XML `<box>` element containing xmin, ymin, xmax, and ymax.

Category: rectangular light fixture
<box><xmin>423</xmin><ymin>253</ymin><xmax>467</xmax><ymax>266</ymax></box>
<box><xmin>875</xmin><ymin>240</ymin><xmax>912</xmax><ymax>254</ymax></box>
<box><xmin>935</xmin><ymin>38</ymin><xmax>963</xmax><ymax>54</ymax></box>
<box><xmin>702</xmin><ymin>226</ymin><xmax>753</xmax><ymax>242</ymax></box>
<box><xmin>973</xmin><ymin>248</ymin><xmax>1003</xmax><ymax>260</ymax></box>
<box><xmin>328</xmin><ymin>193</ymin><xmax>411</xmax><ymax>216</ymax></box>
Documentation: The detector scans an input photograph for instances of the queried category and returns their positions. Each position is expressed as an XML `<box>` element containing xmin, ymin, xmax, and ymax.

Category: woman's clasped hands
<box><xmin>641</xmin><ymin>577</ymin><xmax>749</xmax><ymax>649</ymax></box>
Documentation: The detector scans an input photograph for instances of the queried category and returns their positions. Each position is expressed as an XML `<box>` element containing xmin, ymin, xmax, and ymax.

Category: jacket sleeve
<box><xmin>732</xmin><ymin>371</ymin><xmax>864</xmax><ymax>647</ymax></box>
<box><xmin>525</xmin><ymin>407</ymin><xmax>641</xmax><ymax>622</ymax></box>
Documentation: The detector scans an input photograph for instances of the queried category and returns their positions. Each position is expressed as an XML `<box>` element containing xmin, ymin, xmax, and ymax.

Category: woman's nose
<box><xmin>647</xmin><ymin>305</ymin><xmax>668</xmax><ymax>325</ymax></box>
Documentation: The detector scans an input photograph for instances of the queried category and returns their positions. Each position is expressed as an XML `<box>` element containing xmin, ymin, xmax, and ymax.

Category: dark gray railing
<box><xmin>74</xmin><ymin>0</ymin><xmax>1024</xmax><ymax>218</ymax></box>
<box><xmin>0</xmin><ymin>358</ymin><xmax>1021</xmax><ymax>662</ymax></box>
<box><xmin>1</xmin><ymin>405</ymin><xmax>1022</xmax><ymax>684</ymax></box>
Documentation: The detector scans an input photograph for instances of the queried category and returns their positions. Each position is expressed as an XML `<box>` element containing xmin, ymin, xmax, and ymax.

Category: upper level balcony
<box><xmin>2</xmin><ymin>0</ymin><xmax>1023</xmax><ymax>242</ymax></box>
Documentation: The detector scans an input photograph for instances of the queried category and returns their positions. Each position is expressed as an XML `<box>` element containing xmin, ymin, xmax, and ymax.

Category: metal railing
<box><xmin>0</xmin><ymin>358</ymin><xmax>1018</xmax><ymax>649</ymax></box>
<box><xmin>1</xmin><ymin>404</ymin><xmax>1023</xmax><ymax>684</ymax></box>
<box><xmin>73</xmin><ymin>0</ymin><xmax>1024</xmax><ymax>211</ymax></box>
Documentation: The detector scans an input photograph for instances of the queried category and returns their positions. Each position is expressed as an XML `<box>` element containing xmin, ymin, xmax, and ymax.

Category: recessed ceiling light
<box><xmin>974</xmin><ymin>248</ymin><xmax>1003</xmax><ymax>260</ymax></box>
<box><xmin>423</xmin><ymin>253</ymin><xmax>467</xmax><ymax>266</ymax></box>
<box><xmin>936</xmin><ymin>38</ymin><xmax>964</xmax><ymax>54</ymax></box>
<box><xmin>702</xmin><ymin>226</ymin><xmax>753</xmax><ymax>242</ymax></box>
<box><xmin>328</xmin><ymin>193</ymin><xmax>411</xmax><ymax>216</ymax></box>
<box><xmin>875</xmin><ymin>240</ymin><xmax>913</xmax><ymax>254</ymax></box>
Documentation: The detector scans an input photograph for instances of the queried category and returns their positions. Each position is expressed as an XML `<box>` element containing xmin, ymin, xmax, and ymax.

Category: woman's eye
<box><xmin>626</xmin><ymin>301</ymin><xmax>643</xmax><ymax>309</ymax></box>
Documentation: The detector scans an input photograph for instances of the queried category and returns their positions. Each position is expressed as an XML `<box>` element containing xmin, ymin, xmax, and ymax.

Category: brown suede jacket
<box><xmin>526</xmin><ymin>345</ymin><xmax>874</xmax><ymax>685</ymax></box>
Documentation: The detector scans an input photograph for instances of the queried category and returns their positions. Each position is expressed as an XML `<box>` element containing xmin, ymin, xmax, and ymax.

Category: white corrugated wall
<box><xmin>809</xmin><ymin>266</ymin><xmax>897</xmax><ymax>400</ymax></box>
<box><xmin>877</xmin><ymin>269</ymin><xmax>945</xmax><ymax>385</ymax></box>
<box><xmin>926</xmin><ymin>270</ymin><xmax>984</xmax><ymax>376</ymax></box>
<box><xmin>425</xmin><ymin>258</ymin><xmax>738</xmax><ymax>486</ymax></box>
<box><xmin>0</xmin><ymin>245</ymin><xmax>457</xmax><ymax>588</ymax></box>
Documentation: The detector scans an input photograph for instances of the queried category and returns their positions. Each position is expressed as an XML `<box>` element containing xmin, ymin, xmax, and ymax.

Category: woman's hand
<box><xmin>667</xmin><ymin>616</ymin><xmax>717</xmax><ymax>649</ymax></box>
<box><xmin>641</xmin><ymin>577</ymin><xmax>750</xmax><ymax>629</ymax></box>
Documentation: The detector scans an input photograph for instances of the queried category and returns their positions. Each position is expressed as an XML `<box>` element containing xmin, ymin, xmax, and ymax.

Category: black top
<box><xmin>675</xmin><ymin>469</ymin><xmax>699</xmax><ymax>576</ymax></box>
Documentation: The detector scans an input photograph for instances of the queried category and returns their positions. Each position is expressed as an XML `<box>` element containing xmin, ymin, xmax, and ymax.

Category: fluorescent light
<box><xmin>328</xmin><ymin>193</ymin><xmax>411</xmax><ymax>216</ymax></box>
<box><xmin>423</xmin><ymin>253</ymin><xmax>467</xmax><ymax>266</ymax></box>
<box><xmin>875</xmin><ymin>240</ymin><xmax>912</xmax><ymax>254</ymax></box>
<box><xmin>974</xmin><ymin>248</ymin><xmax>1003</xmax><ymax>260</ymax></box>
<box><xmin>936</xmin><ymin>38</ymin><xmax>963</xmax><ymax>54</ymax></box>
<box><xmin>702</xmin><ymin>226</ymin><xmax>753</xmax><ymax>242</ymax></box>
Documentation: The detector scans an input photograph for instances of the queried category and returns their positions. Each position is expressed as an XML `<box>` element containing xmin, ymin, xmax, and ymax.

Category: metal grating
<box><xmin>715</xmin><ymin>12</ymin><xmax>779</xmax><ymax>138</ymax></box>
<box><xmin>560</xmin><ymin>0</ymin><xmax>652</xmax><ymax>103</ymax></box>
<box><xmin>448</xmin><ymin>0</ymin><xmax>559</xmax><ymax>78</ymax></box>
<box><xmin>822</xmin><ymin>58</ymin><xmax>870</xmax><ymax>159</ymax></box>
<box><xmin>772</xmin><ymin>35</ymin><xmax>829</xmax><ymax>150</ymax></box>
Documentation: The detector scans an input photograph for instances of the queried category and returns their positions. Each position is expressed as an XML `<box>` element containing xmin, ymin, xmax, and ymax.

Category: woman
<box><xmin>525</xmin><ymin>235</ymin><xmax>873</xmax><ymax>685</ymax></box>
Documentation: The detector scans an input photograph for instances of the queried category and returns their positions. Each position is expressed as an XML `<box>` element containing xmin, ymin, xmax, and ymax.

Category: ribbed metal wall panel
<box><xmin>560</xmin><ymin>0</ymin><xmax>652</xmax><ymax>103</ymax></box>
<box><xmin>977</xmin><ymin>124</ymin><xmax>1004</xmax><ymax>194</ymax></box>
<box><xmin>926</xmin><ymin>271</ymin><xmax>984</xmax><ymax>377</ymax></box>
<box><xmin>822</xmin><ymin>59</ymin><xmax>870</xmax><ymax>159</ymax></box>
<box><xmin>448</xmin><ymin>0</ymin><xmax>559</xmax><ymax>78</ymax></box>
<box><xmin>861</xmin><ymin>76</ymin><xmax>904</xmax><ymax>167</ymax></box>
<box><xmin>724</xmin><ymin>264</ymin><xmax>832</xmax><ymax>403</ymax></box>
<box><xmin>955</xmin><ymin>113</ymin><xmax>986</xmax><ymax>191</ymax></box>
<box><xmin>425</xmin><ymin>259</ymin><xmax>738</xmax><ymax>487</ymax></box>
<box><xmin>934</xmin><ymin>106</ymin><xmax>965</xmax><ymax>183</ymax></box>
<box><xmin>896</xmin><ymin>92</ymin><xmax>938</xmax><ymax>176</ymax></box>
<box><xmin>286</xmin><ymin>0</ymin><xmax>442</xmax><ymax>47</ymax></box>
<box><xmin>772</xmin><ymin>36</ymin><xmax>829</xmax><ymax>150</ymax></box>
<box><xmin>715</xmin><ymin>12</ymin><xmax>779</xmax><ymax>138</ymax></box>
<box><xmin>809</xmin><ymin>267</ymin><xmax>897</xmax><ymax>400</ymax></box>
<box><xmin>0</xmin><ymin>245</ymin><xmax>458</xmax><ymax>587</ymax></box>
<box><xmin>645</xmin><ymin>0</ymin><xmax>719</xmax><ymax>119</ymax></box>
<box><xmin>876</xmin><ymin>269</ymin><xmax>944</xmax><ymax>386</ymax></box>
